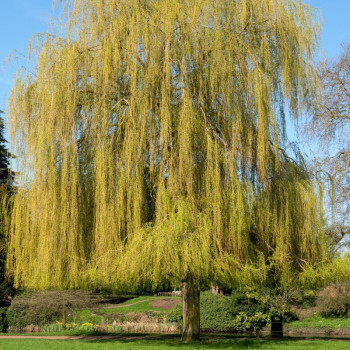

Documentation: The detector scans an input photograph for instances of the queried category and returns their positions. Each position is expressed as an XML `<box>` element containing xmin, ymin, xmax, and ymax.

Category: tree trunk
<box><xmin>181</xmin><ymin>279</ymin><xmax>200</xmax><ymax>342</ymax></box>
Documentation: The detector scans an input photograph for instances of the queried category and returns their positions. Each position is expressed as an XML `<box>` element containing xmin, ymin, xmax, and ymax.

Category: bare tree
<box><xmin>309</xmin><ymin>44</ymin><xmax>350</xmax><ymax>250</ymax></box>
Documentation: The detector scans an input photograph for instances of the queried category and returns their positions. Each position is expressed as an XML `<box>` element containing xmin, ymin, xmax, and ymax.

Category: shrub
<box><xmin>228</xmin><ymin>289</ymin><xmax>267</xmax><ymax>316</ymax></box>
<box><xmin>232</xmin><ymin>311</ymin><xmax>270</xmax><ymax>331</ymax></box>
<box><xmin>0</xmin><ymin>307</ymin><xmax>8</xmax><ymax>332</ymax></box>
<box><xmin>269</xmin><ymin>306</ymin><xmax>297</xmax><ymax>323</ymax></box>
<box><xmin>200</xmin><ymin>291</ymin><xmax>237</xmax><ymax>330</ymax></box>
<box><xmin>166</xmin><ymin>289</ymin><xmax>297</xmax><ymax>332</ymax></box>
<box><xmin>6</xmin><ymin>290</ymin><xmax>131</xmax><ymax>331</ymax></box>
<box><xmin>166</xmin><ymin>303</ymin><xmax>182</xmax><ymax>328</ymax></box>
<box><xmin>299</xmin><ymin>292</ymin><xmax>317</xmax><ymax>309</ymax></box>
<box><xmin>317</xmin><ymin>284</ymin><xmax>350</xmax><ymax>317</ymax></box>
<box><xmin>167</xmin><ymin>292</ymin><xmax>237</xmax><ymax>331</ymax></box>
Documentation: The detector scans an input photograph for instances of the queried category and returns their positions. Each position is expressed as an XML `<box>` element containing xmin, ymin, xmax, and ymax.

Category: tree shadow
<box><xmin>77</xmin><ymin>334</ymin><xmax>339</xmax><ymax>349</ymax></box>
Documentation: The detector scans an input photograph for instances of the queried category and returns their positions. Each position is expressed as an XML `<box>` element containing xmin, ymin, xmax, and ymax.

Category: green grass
<box><xmin>96</xmin><ymin>296</ymin><xmax>180</xmax><ymax>314</ymax></box>
<box><xmin>0</xmin><ymin>337</ymin><xmax>350</xmax><ymax>349</ymax></box>
<box><xmin>288</xmin><ymin>314</ymin><xmax>350</xmax><ymax>330</ymax></box>
<box><xmin>69</xmin><ymin>296</ymin><xmax>180</xmax><ymax>325</ymax></box>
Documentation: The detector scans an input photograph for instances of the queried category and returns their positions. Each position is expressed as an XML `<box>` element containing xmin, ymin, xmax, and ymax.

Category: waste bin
<box><xmin>271</xmin><ymin>315</ymin><xmax>283</xmax><ymax>337</ymax></box>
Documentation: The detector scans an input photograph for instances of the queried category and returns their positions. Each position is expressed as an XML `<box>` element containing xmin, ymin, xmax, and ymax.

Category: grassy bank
<box><xmin>95</xmin><ymin>296</ymin><xmax>180</xmax><ymax>314</ymax></box>
<box><xmin>1</xmin><ymin>336</ymin><xmax>350</xmax><ymax>350</ymax></box>
<box><xmin>286</xmin><ymin>314</ymin><xmax>350</xmax><ymax>332</ymax></box>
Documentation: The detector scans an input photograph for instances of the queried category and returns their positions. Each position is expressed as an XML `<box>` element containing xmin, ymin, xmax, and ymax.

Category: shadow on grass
<box><xmin>3</xmin><ymin>332</ymin><xmax>350</xmax><ymax>349</ymax></box>
<box><xmin>77</xmin><ymin>334</ymin><xmax>338</xmax><ymax>349</ymax></box>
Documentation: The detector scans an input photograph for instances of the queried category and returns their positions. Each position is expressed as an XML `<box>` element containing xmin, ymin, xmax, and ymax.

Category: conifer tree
<box><xmin>7</xmin><ymin>0</ymin><xmax>327</xmax><ymax>340</ymax></box>
<box><xmin>0</xmin><ymin>110</ymin><xmax>14</xmax><ymax>302</ymax></box>
<box><xmin>0</xmin><ymin>113</ymin><xmax>14</xmax><ymax>188</ymax></box>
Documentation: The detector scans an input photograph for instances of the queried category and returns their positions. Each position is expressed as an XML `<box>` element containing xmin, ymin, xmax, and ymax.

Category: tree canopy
<box><xmin>6</xmin><ymin>0</ymin><xmax>327</xmax><ymax>291</ymax></box>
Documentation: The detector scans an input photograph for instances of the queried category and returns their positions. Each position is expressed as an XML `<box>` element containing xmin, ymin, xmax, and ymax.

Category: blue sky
<box><xmin>309</xmin><ymin>0</ymin><xmax>350</xmax><ymax>58</ymax></box>
<box><xmin>0</xmin><ymin>1</ymin><xmax>57</xmax><ymax>109</ymax></box>
<box><xmin>1</xmin><ymin>1</ymin><xmax>350</xmax><ymax>139</ymax></box>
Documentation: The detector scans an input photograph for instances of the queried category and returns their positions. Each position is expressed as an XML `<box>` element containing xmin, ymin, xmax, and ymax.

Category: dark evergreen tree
<box><xmin>0</xmin><ymin>111</ymin><xmax>14</xmax><ymax>187</ymax></box>
<box><xmin>0</xmin><ymin>110</ymin><xmax>15</xmax><ymax>305</ymax></box>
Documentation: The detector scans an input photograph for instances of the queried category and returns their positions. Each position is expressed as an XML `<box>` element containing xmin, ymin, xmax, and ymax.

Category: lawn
<box><xmin>0</xmin><ymin>336</ymin><xmax>350</xmax><ymax>350</ymax></box>
<box><xmin>288</xmin><ymin>314</ymin><xmax>350</xmax><ymax>330</ymax></box>
<box><xmin>96</xmin><ymin>296</ymin><xmax>181</xmax><ymax>314</ymax></box>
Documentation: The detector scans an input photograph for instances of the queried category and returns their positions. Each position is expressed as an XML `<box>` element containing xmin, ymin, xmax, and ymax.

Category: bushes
<box><xmin>3</xmin><ymin>288</ymin><xmax>300</xmax><ymax>333</ymax></box>
<box><xmin>0</xmin><ymin>307</ymin><xmax>8</xmax><ymax>332</ymax></box>
<box><xmin>166</xmin><ymin>304</ymin><xmax>182</xmax><ymax>329</ymax></box>
<box><xmin>317</xmin><ymin>284</ymin><xmax>350</xmax><ymax>317</ymax></box>
<box><xmin>166</xmin><ymin>290</ymin><xmax>297</xmax><ymax>332</ymax></box>
<box><xmin>200</xmin><ymin>291</ymin><xmax>237</xmax><ymax>330</ymax></box>
<box><xmin>167</xmin><ymin>292</ymin><xmax>238</xmax><ymax>331</ymax></box>
<box><xmin>6</xmin><ymin>290</ymin><xmax>132</xmax><ymax>331</ymax></box>
<box><xmin>228</xmin><ymin>289</ymin><xmax>267</xmax><ymax>316</ymax></box>
<box><xmin>231</xmin><ymin>312</ymin><xmax>270</xmax><ymax>332</ymax></box>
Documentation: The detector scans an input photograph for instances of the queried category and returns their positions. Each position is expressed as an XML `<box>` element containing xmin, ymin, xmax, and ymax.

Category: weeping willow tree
<box><xmin>6</xmin><ymin>0</ymin><xmax>327</xmax><ymax>340</ymax></box>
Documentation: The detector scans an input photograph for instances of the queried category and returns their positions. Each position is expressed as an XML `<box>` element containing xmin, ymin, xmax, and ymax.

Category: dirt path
<box><xmin>150</xmin><ymin>299</ymin><xmax>181</xmax><ymax>309</ymax></box>
<box><xmin>101</xmin><ymin>298</ymin><xmax>153</xmax><ymax>309</ymax></box>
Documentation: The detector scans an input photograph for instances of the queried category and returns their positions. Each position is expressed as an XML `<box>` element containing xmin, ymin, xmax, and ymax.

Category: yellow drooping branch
<box><xmin>6</xmin><ymin>0</ymin><xmax>327</xmax><ymax>290</ymax></box>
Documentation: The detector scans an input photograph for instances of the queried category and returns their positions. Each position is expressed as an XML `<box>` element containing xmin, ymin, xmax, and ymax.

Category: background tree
<box><xmin>308</xmin><ymin>44</ymin><xmax>350</xmax><ymax>250</ymax></box>
<box><xmin>0</xmin><ymin>110</ymin><xmax>15</xmax><ymax>304</ymax></box>
<box><xmin>7</xmin><ymin>0</ymin><xmax>327</xmax><ymax>341</ymax></box>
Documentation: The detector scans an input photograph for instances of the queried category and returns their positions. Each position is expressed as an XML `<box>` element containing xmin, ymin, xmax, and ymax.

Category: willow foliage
<box><xmin>7</xmin><ymin>0</ymin><xmax>327</xmax><ymax>290</ymax></box>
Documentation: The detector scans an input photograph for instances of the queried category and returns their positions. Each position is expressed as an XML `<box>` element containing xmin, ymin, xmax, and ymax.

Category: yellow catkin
<box><xmin>6</xmin><ymin>0</ymin><xmax>327</xmax><ymax>290</ymax></box>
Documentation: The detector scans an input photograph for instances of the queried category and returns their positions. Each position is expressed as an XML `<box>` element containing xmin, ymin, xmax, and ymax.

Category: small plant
<box><xmin>317</xmin><ymin>284</ymin><xmax>350</xmax><ymax>317</ymax></box>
